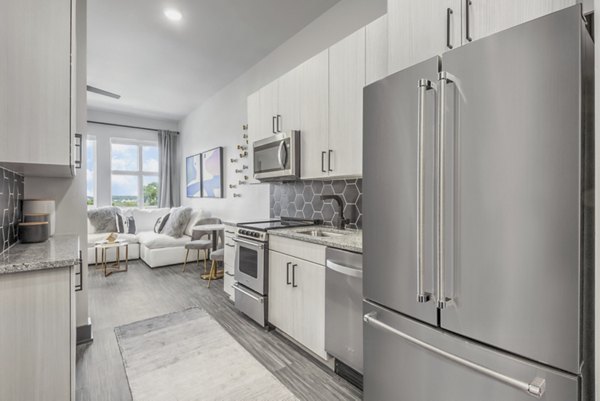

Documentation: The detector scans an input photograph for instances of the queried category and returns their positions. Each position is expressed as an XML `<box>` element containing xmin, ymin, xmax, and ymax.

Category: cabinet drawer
<box><xmin>224</xmin><ymin>241</ymin><xmax>235</xmax><ymax>267</ymax></box>
<box><xmin>269</xmin><ymin>235</ymin><xmax>326</xmax><ymax>265</ymax></box>
<box><xmin>224</xmin><ymin>263</ymin><xmax>234</xmax><ymax>275</ymax></box>
<box><xmin>224</xmin><ymin>271</ymin><xmax>235</xmax><ymax>300</ymax></box>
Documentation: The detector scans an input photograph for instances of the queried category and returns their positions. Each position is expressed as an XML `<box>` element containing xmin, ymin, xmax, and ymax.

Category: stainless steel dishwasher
<box><xmin>325</xmin><ymin>247</ymin><xmax>363</xmax><ymax>384</ymax></box>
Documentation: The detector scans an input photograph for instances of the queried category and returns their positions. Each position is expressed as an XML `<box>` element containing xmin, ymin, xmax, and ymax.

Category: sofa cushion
<box><xmin>137</xmin><ymin>231</ymin><xmax>191</xmax><ymax>249</ymax></box>
<box><xmin>87</xmin><ymin>232</ymin><xmax>138</xmax><ymax>247</ymax></box>
<box><xmin>162</xmin><ymin>207</ymin><xmax>192</xmax><ymax>238</ymax></box>
<box><xmin>88</xmin><ymin>206</ymin><xmax>120</xmax><ymax>233</ymax></box>
<box><xmin>131</xmin><ymin>208</ymin><xmax>170</xmax><ymax>232</ymax></box>
<box><xmin>184</xmin><ymin>209</ymin><xmax>208</xmax><ymax>237</ymax></box>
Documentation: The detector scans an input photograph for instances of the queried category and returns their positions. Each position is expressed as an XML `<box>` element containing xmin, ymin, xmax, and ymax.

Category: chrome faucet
<box><xmin>320</xmin><ymin>195</ymin><xmax>349</xmax><ymax>230</ymax></box>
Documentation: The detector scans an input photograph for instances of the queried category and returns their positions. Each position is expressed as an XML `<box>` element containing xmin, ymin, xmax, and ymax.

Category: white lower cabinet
<box><xmin>223</xmin><ymin>228</ymin><xmax>237</xmax><ymax>301</ymax></box>
<box><xmin>0</xmin><ymin>266</ymin><xmax>75</xmax><ymax>400</ymax></box>
<box><xmin>268</xmin><ymin>238</ymin><xmax>328</xmax><ymax>360</ymax></box>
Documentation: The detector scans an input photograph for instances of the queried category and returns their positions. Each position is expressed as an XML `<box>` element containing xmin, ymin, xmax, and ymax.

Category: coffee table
<box><xmin>95</xmin><ymin>240</ymin><xmax>129</xmax><ymax>277</ymax></box>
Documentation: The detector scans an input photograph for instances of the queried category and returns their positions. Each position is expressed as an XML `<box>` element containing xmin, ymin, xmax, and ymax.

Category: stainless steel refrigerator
<box><xmin>362</xmin><ymin>5</ymin><xmax>594</xmax><ymax>400</ymax></box>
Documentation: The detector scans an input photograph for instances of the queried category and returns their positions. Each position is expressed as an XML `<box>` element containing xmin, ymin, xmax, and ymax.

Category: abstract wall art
<box><xmin>186</xmin><ymin>154</ymin><xmax>201</xmax><ymax>198</ymax></box>
<box><xmin>201</xmin><ymin>147</ymin><xmax>223</xmax><ymax>198</ymax></box>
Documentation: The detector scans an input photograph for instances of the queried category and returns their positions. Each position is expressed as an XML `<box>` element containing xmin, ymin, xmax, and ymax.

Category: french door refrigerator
<box><xmin>363</xmin><ymin>5</ymin><xmax>594</xmax><ymax>401</ymax></box>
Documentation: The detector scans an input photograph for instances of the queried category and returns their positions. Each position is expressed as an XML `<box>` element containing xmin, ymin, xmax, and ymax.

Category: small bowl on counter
<box><xmin>19</xmin><ymin>222</ymin><xmax>49</xmax><ymax>243</ymax></box>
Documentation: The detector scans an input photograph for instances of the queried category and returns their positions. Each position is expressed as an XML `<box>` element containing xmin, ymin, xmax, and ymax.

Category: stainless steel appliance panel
<box><xmin>325</xmin><ymin>248</ymin><xmax>363</xmax><ymax>373</ymax></box>
<box><xmin>363</xmin><ymin>301</ymin><xmax>579</xmax><ymax>401</ymax></box>
<box><xmin>234</xmin><ymin>237</ymin><xmax>267</xmax><ymax>295</ymax></box>
<box><xmin>363</xmin><ymin>57</ymin><xmax>439</xmax><ymax>326</ymax></box>
<box><xmin>439</xmin><ymin>6</ymin><xmax>588</xmax><ymax>373</ymax></box>
<box><xmin>253</xmin><ymin>131</ymin><xmax>300</xmax><ymax>181</ymax></box>
<box><xmin>234</xmin><ymin>283</ymin><xmax>267</xmax><ymax>327</ymax></box>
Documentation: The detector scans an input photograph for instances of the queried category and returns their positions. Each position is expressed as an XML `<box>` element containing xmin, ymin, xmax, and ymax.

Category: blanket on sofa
<box><xmin>88</xmin><ymin>206</ymin><xmax>120</xmax><ymax>233</ymax></box>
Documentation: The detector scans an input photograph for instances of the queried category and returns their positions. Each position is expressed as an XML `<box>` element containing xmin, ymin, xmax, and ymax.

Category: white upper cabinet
<box><xmin>277</xmin><ymin>66</ymin><xmax>301</xmax><ymax>133</ymax></box>
<box><xmin>463</xmin><ymin>0</ymin><xmax>576</xmax><ymax>43</ymax></box>
<box><xmin>328</xmin><ymin>27</ymin><xmax>366</xmax><ymax>178</ymax></box>
<box><xmin>388</xmin><ymin>0</ymin><xmax>461</xmax><ymax>75</ymax></box>
<box><xmin>366</xmin><ymin>14</ymin><xmax>389</xmax><ymax>85</ymax></box>
<box><xmin>0</xmin><ymin>0</ymin><xmax>80</xmax><ymax>177</ymax></box>
<box><xmin>299</xmin><ymin>50</ymin><xmax>330</xmax><ymax>180</ymax></box>
<box><xmin>259</xmin><ymin>80</ymin><xmax>279</xmax><ymax>138</ymax></box>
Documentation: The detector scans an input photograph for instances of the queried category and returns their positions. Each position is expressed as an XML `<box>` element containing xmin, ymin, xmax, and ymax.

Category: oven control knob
<box><xmin>253</xmin><ymin>233</ymin><xmax>259</xmax><ymax>238</ymax></box>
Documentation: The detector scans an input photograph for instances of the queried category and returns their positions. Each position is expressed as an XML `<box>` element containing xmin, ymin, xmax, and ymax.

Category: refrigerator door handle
<box><xmin>363</xmin><ymin>312</ymin><xmax>546</xmax><ymax>398</ymax></box>
<box><xmin>417</xmin><ymin>79</ymin><xmax>436</xmax><ymax>303</ymax></box>
<box><xmin>436</xmin><ymin>71</ymin><xmax>454</xmax><ymax>309</ymax></box>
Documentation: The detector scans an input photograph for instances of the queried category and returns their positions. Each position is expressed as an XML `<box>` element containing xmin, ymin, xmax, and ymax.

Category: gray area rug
<box><xmin>115</xmin><ymin>308</ymin><xmax>298</xmax><ymax>401</ymax></box>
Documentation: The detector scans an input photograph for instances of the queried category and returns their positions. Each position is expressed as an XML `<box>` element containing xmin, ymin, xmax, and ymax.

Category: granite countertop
<box><xmin>0</xmin><ymin>235</ymin><xmax>80</xmax><ymax>275</ymax></box>
<box><xmin>269</xmin><ymin>226</ymin><xmax>362</xmax><ymax>253</ymax></box>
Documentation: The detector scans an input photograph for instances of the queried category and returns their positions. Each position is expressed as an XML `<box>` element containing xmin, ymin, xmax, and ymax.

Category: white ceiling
<box><xmin>87</xmin><ymin>0</ymin><xmax>340</xmax><ymax>121</ymax></box>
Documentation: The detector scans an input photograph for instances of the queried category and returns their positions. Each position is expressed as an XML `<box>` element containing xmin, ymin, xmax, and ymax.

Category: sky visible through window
<box><xmin>111</xmin><ymin>141</ymin><xmax>159</xmax><ymax>207</ymax></box>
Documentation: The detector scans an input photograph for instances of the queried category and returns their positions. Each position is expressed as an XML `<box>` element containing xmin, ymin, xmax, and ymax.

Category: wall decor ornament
<box><xmin>186</xmin><ymin>154</ymin><xmax>201</xmax><ymax>198</ymax></box>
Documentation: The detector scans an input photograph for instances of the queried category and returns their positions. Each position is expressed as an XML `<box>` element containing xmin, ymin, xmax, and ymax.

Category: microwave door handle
<box><xmin>277</xmin><ymin>141</ymin><xmax>287</xmax><ymax>169</ymax></box>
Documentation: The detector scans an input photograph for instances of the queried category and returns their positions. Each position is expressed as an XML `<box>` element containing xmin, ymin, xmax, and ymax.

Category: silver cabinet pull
<box><xmin>292</xmin><ymin>264</ymin><xmax>298</xmax><ymax>287</ymax></box>
<box><xmin>436</xmin><ymin>72</ymin><xmax>453</xmax><ymax>309</ymax></box>
<box><xmin>416</xmin><ymin>79</ymin><xmax>435</xmax><ymax>303</ymax></box>
<box><xmin>286</xmin><ymin>262</ymin><xmax>292</xmax><ymax>285</ymax></box>
<box><xmin>328</xmin><ymin>149</ymin><xmax>333</xmax><ymax>172</ymax></box>
<box><xmin>465</xmin><ymin>0</ymin><xmax>473</xmax><ymax>42</ymax></box>
<box><xmin>446</xmin><ymin>8</ymin><xmax>453</xmax><ymax>49</ymax></box>
<box><xmin>272</xmin><ymin>116</ymin><xmax>277</xmax><ymax>133</ymax></box>
<box><xmin>276</xmin><ymin>114</ymin><xmax>282</xmax><ymax>132</ymax></box>
<box><xmin>321</xmin><ymin>151</ymin><xmax>327</xmax><ymax>173</ymax></box>
<box><xmin>363</xmin><ymin>312</ymin><xmax>546</xmax><ymax>398</ymax></box>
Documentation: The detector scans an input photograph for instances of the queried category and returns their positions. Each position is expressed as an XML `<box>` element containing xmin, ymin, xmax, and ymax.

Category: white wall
<box><xmin>87</xmin><ymin>109</ymin><xmax>178</xmax><ymax>207</ymax></box>
<box><xmin>178</xmin><ymin>0</ymin><xmax>386</xmax><ymax>222</ymax></box>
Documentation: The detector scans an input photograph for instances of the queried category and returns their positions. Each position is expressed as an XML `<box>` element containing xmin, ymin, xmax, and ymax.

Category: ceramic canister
<box><xmin>19</xmin><ymin>222</ymin><xmax>49</xmax><ymax>243</ymax></box>
<box><xmin>23</xmin><ymin>200</ymin><xmax>55</xmax><ymax>236</ymax></box>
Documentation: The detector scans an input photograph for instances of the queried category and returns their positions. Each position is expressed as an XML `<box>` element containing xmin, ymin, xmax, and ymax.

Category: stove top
<box><xmin>236</xmin><ymin>218</ymin><xmax>321</xmax><ymax>241</ymax></box>
<box><xmin>237</xmin><ymin>217</ymin><xmax>320</xmax><ymax>232</ymax></box>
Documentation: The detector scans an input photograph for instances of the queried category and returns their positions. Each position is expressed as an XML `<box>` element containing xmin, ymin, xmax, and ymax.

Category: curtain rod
<box><xmin>87</xmin><ymin>120</ymin><xmax>179</xmax><ymax>134</ymax></box>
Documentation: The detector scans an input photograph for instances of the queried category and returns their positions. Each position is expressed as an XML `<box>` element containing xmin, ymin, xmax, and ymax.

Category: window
<box><xmin>86</xmin><ymin>137</ymin><xmax>96</xmax><ymax>208</ymax></box>
<box><xmin>111</xmin><ymin>139</ymin><xmax>159</xmax><ymax>207</ymax></box>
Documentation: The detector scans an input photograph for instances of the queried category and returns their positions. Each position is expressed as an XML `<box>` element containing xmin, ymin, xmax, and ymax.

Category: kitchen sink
<box><xmin>297</xmin><ymin>230</ymin><xmax>347</xmax><ymax>238</ymax></box>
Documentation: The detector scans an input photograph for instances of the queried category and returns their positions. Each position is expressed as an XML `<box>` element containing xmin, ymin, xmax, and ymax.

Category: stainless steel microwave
<box><xmin>253</xmin><ymin>131</ymin><xmax>300</xmax><ymax>181</ymax></box>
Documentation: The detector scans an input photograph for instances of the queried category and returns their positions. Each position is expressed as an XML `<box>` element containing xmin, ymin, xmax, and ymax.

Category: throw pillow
<box><xmin>115</xmin><ymin>213</ymin><xmax>125</xmax><ymax>234</ymax></box>
<box><xmin>154</xmin><ymin>214</ymin><xmax>170</xmax><ymax>233</ymax></box>
<box><xmin>161</xmin><ymin>207</ymin><xmax>193</xmax><ymax>238</ymax></box>
<box><xmin>125</xmin><ymin>216</ymin><xmax>136</xmax><ymax>234</ymax></box>
<box><xmin>88</xmin><ymin>206</ymin><xmax>120</xmax><ymax>233</ymax></box>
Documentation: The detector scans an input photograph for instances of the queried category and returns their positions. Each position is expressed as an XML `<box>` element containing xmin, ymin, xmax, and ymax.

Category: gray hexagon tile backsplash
<box><xmin>270</xmin><ymin>179</ymin><xmax>362</xmax><ymax>229</ymax></box>
<box><xmin>0</xmin><ymin>167</ymin><xmax>24</xmax><ymax>254</ymax></box>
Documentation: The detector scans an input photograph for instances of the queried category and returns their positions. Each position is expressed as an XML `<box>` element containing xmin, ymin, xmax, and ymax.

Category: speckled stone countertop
<box><xmin>0</xmin><ymin>235</ymin><xmax>80</xmax><ymax>275</ymax></box>
<box><xmin>269</xmin><ymin>226</ymin><xmax>362</xmax><ymax>253</ymax></box>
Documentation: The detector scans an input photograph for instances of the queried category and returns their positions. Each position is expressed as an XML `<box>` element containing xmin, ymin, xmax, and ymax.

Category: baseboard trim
<box><xmin>77</xmin><ymin>317</ymin><xmax>93</xmax><ymax>345</ymax></box>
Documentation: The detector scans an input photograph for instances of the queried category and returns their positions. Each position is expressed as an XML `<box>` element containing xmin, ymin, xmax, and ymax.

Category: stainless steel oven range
<box><xmin>233</xmin><ymin>217</ymin><xmax>319</xmax><ymax>327</ymax></box>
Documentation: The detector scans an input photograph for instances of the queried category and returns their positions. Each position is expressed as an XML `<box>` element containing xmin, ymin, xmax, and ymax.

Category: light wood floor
<box><xmin>76</xmin><ymin>260</ymin><xmax>362</xmax><ymax>401</ymax></box>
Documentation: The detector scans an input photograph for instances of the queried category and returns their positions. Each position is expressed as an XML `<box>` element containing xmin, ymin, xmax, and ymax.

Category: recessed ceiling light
<box><xmin>164</xmin><ymin>8</ymin><xmax>182</xmax><ymax>21</ymax></box>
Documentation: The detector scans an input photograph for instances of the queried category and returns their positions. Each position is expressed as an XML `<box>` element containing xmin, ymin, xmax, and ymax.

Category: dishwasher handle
<box><xmin>326</xmin><ymin>260</ymin><xmax>363</xmax><ymax>278</ymax></box>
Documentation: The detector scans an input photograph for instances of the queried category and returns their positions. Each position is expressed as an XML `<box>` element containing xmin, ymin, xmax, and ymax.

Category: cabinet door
<box><xmin>268</xmin><ymin>251</ymin><xmax>293</xmax><ymax>335</ymax></box>
<box><xmin>277</xmin><ymin>66</ymin><xmax>301</xmax><ymax>132</ymax></box>
<box><xmin>366</xmin><ymin>14</ymin><xmax>389</xmax><ymax>86</ymax></box>
<box><xmin>328</xmin><ymin>27</ymin><xmax>366</xmax><ymax>178</ymax></box>
<box><xmin>388</xmin><ymin>0</ymin><xmax>461</xmax><ymax>75</ymax></box>
<box><xmin>299</xmin><ymin>50</ymin><xmax>330</xmax><ymax>179</ymax></box>
<box><xmin>463</xmin><ymin>0</ymin><xmax>575</xmax><ymax>43</ymax></box>
<box><xmin>0</xmin><ymin>0</ymin><xmax>72</xmax><ymax>167</ymax></box>
<box><xmin>259</xmin><ymin>80</ymin><xmax>279</xmax><ymax>139</ymax></box>
<box><xmin>292</xmin><ymin>258</ymin><xmax>327</xmax><ymax>360</ymax></box>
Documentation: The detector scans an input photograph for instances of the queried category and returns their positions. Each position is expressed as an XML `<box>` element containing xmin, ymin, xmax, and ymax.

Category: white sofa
<box><xmin>87</xmin><ymin>207</ymin><xmax>210</xmax><ymax>268</ymax></box>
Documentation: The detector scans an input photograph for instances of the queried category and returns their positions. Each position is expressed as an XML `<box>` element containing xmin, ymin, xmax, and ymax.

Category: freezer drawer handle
<box><xmin>416</xmin><ymin>78</ymin><xmax>436</xmax><ymax>303</ymax></box>
<box><xmin>233</xmin><ymin>283</ymin><xmax>264</xmax><ymax>303</ymax></box>
<box><xmin>363</xmin><ymin>312</ymin><xmax>546</xmax><ymax>398</ymax></box>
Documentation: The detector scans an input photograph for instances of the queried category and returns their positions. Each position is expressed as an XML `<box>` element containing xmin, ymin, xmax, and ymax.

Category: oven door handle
<box><xmin>233</xmin><ymin>237</ymin><xmax>264</xmax><ymax>250</ymax></box>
